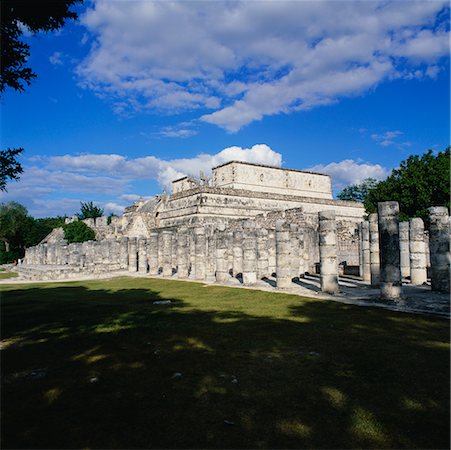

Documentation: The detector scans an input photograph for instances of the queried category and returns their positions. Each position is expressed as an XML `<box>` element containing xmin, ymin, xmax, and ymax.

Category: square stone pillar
<box><xmin>378</xmin><ymin>201</ymin><xmax>402</xmax><ymax>300</ymax></box>
<box><xmin>399</xmin><ymin>221</ymin><xmax>411</xmax><ymax>279</ymax></box>
<box><xmin>147</xmin><ymin>232</ymin><xmax>159</xmax><ymax>276</ymax></box>
<box><xmin>267</xmin><ymin>230</ymin><xmax>276</xmax><ymax>277</ymax></box>
<box><xmin>232</xmin><ymin>228</ymin><xmax>244</xmax><ymax>278</ymax></box>
<box><xmin>319</xmin><ymin>210</ymin><xmax>339</xmax><ymax>294</ymax></box>
<box><xmin>194</xmin><ymin>226</ymin><xmax>206</xmax><ymax>280</ymax></box>
<box><xmin>275</xmin><ymin>220</ymin><xmax>292</xmax><ymax>288</ymax></box>
<box><xmin>409</xmin><ymin>218</ymin><xmax>427</xmax><ymax>285</ymax></box>
<box><xmin>428</xmin><ymin>207</ymin><xmax>450</xmax><ymax>292</ymax></box>
<box><xmin>368</xmin><ymin>213</ymin><xmax>380</xmax><ymax>287</ymax></box>
<box><xmin>120</xmin><ymin>237</ymin><xmax>129</xmax><ymax>270</ymax></box>
<box><xmin>242</xmin><ymin>222</ymin><xmax>258</xmax><ymax>285</ymax></box>
<box><xmin>257</xmin><ymin>228</ymin><xmax>269</xmax><ymax>279</ymax></box>
<box><xmin>138</xmin><ymin>237</ymin><xmax>148</xmax><ymax>273</ymax></box>
<box><xmin>290</xmin><ymin>224</ymin><xmax>300</xmax><ymax>279</ymax></box>
<box><xmin>128</xmin><ymin>237</ymin><xmax>138</xmax><ymax>272</ymax></box>
<box><xmin>215</xmin><ymin>225</ymin><xmax>230</xmax><ymax>283</ymax></box>
<box><xmin>161</xmin><ymin>230</ymin><xmax>173</xmax><ymax>277</ymax></box>
<box><xmin>177</xmin><ymin>227</ymin><xmax>189</xmax><ymax>278</ymax></box>
<box><xmin>361</xmin><ymin>221</ymin><xmax>371</xmax><ymax>281</ymax></box>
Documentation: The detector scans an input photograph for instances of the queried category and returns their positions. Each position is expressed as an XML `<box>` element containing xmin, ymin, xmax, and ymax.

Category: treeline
<box><xmin>0</xmin><ymin>201</ymin><xmax>104</xmax><ymax>264</ymax></box>
<box><xmin>337</xmin><ymin>148</ymin><xmax>450</xmax><ymax>224</ymax></box>
<box><xmin>0</xmin><ymin>202</ymin><xmax>66</xmax><ymax>263</ymax></box>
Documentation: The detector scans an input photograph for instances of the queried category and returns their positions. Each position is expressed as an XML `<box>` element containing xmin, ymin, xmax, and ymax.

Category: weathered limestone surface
<box><xmin>147</xmin><ymin>232</ymin><xmax>159</xmax><ymax>275</ymax></box>
<box><xmin>378</xmin><ymin>202</ymin><xmax>402</xmax><ymax>300</ymax></box>
<box><xmin>428</xmin><ymin>207</ymin><xmax>450</xmax><ymax>292</ymax></box>
<box><xmin>177</xmin><ymin>227</ymin><xmax>189</xmax><ymax>278</ymax></box>
<box><xmin>232</xmin><ymin>228</ymin><xmax>243</xmax><ymax>277</ymax></box>
<box><xmin>194</xmin><ymin>227</ymin><xmax>206</xmax><ymax>280</ymax></box>
<box><xmin>161</xmin><ymin>230</ymin><xmax>173</xmax><ymax>277</ymax></box>
<box><xmin>399</xmin><ymin>221</ymin><xmax>411</xmax><ymax>279</ymax></box>
<box><xmin>360</xmin><ymin>221</ymin><xmax>371</xmax><ymax>281</ymax></box>
<box><xmin>242</xmin><ymin>223</ymin><xmax>258</xmax><ymax>285</ymax></box>
<box><xmin>318</xmin><ymin>210</ymin><xmax>339</xmax><ymax>294</ymax></box>
<box><xmin>409</xmin><ymin>218</ymin><xmax>427</xmax><ymax>286</ymax></box>
<box><xmin>138</xmin><ymin>238</ymin><xmax>147</xmax><ymax>273</ymax></box>
<box><xmin>128</xmin><ymin>238</ymin><xmax>138</xmax><ymax>272</ymax></box>
<box><xmin>215</xmin><ymin>225</ymin><xmax>230</xmax><ymax>283</ymax></box>
<box><xmin>257</xmin><ymin>228</ymin><xmax>269</xmax><ymax>279</ymax></box>
<box><xmin>290</xmin><ymin>224</ymin><xmax>300</xmax><ymax>279</ymax></box>
<box><xmin>276</xmin><ymin>220</ymin><xmax>292</xmax><ymax>288</ymax></box>
<box><xmin>368</xmin><ymin>213</ymin><xmax>380</xmax><ymax>287</ymax></box>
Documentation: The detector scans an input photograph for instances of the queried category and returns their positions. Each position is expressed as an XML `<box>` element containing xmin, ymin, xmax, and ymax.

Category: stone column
<box><xmin>298</xmin><ymin>231</ymin><xmax>306</xmax><ymax>278</ymax></box>
<box><xmin>215</xmin><ymin>225</ymin><xmax>229</xmax><ymax>283</ymax></box>
<box><xmin>257</xmin><ymin>228</ymin><xmax>269</xmax><ymax>279</ymax></box>
<box><xmin>368</xmin><ymin>213</ymin><xmax>380</xmax><ymax>287</ymax></box>
<box><xmin>232</xmin><ymin>228</ymin><xmax>243</xmax><ymax>277</ymax></box>
<box><xmin>358</xmin><ymin>223</ymin><xmax>363</xmax><ymax>279</ymax></box>
<box><xmin>177</xmin><ymin>227</ymin><xmax>189</xmax><ymax>278</ymax></box>
<box><xmin>428</xmin><ymin>207</ymin><xmax>450</xmax><ymax>292</ymax></box>
<box><xmin>399</xmin><ymin>221</ymin><xmax>411</xmax><ymax>279</ymax></box>
<box><xmin>120</xmin><ymin>237</ymin><xmax>129</xmax><ymax>270</ymax></box>
<box><xmin>194</xmin><ymin>226</ymin><xmax>206</xmax><ymax>280</ymax></box>
<box><xmin>267</xmin><ymin>230</ymin><xmax>276</xmax><ymax>277</ymax></box>
<box><xmin>409</xmin><ymin>218</ymin><xmax>427</xmax><ymax>285</ymax></box>
<box><xmin>138</xmin><ymin>237</ymin><xmax>148</xmax><ymax>273</ymax></box>
<box><xmin>147</xmin><ymin>232</ymin><xmax>159</xmax><ymax>276</ymax></box>
<box><xmin>378</xmin><ymin>201</ymin><xmax>402</xmax><ymax>300</ymax></box>
<box><xmin>275</xmin><ymin>220</ymin><xmax>292</xmax><ymax>288</ymax></box>
<box><xmin>128</xmin><ymin>237</ymin><xmax>138</xmax><ymax>272</ymax></box>
<box><xmin>318</xmin><ymin>210</ymin><xmax>339</xmax><ymax>294</ymax></box>
<box><xmin>188</xmin><ymin>228</ymin><xmax>196</xmax><ymax>278</ymax></box>
<box><xmin>206</xmin><ymin>228</ymin><xmax>216</xmax><ymax>281</ymax></box>
<box><xmin>161</xmin><ymin>230</ymin><xmax>173</xmax><ymax>277</ymax></box>
<box><xmin>242</xmin><ymin>225</ymin><xmax>258</xmax><ymax>285</ymax></box>
<box><xmin>290</xmin><ymin>224</ymin><xmax>300</xmax><ymax>279</ymax></box>
<box><xmin>226</xmin><ymin>231</ymin><xmax>234</xmax><ymax>276</ymax></box>
<box><xmin>361</xmin><ymin>221</ymin><xmax>371</xmax><ymax>281</ymax></box>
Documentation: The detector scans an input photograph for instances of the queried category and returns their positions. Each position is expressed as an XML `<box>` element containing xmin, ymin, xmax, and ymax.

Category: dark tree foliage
<box><xmin>77</xmin><ymin>201</ymin><xmax>104</xmax><ymax>220</ymax></box>
<box><xmin>107</xmin><ymin>213</ymin><xmax>118</xmax><ymax>225</ymax></box>
<box><xmin>0</xmin><ymin>201</ymin><xmax>67</xmax><ymax>262</ymax></box>
<box><xmin>337</xmin><ymin>178</ymin><xmax>379</xmax><ymax>202</ymax></box>
<box><xmin>63</xmin><ymin>221</ymin><xmax>95</xmax><ymax>244</ymax></box>
<box><xmin>1</xmin><ymin>0</ymin><xmax>80</xmax><ymax>93</ymax></box>
<box><xmin>365</xmin><ymin>148</ymin><xmax>450</xmax><ymax>224</ymax></box>
<box><xmin>0</xmin><ymin>147</ymin><xmax>24</xmax><ymax>191</ymax></box>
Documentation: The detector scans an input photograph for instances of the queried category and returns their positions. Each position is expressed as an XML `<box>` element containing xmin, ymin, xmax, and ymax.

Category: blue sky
<box><xmin>1</xmin><ymin>0</ymin><xmax>449</xmax><ymax>217</ymax></box>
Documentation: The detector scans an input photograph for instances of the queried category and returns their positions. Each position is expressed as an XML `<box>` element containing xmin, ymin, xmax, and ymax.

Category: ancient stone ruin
<box><xmin>19</xmin><ymin>161</ymin><xmax>450</xmax><ymax>303</ymax></box>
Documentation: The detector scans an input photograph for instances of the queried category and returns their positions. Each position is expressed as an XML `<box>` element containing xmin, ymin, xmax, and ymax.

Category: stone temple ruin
<box><xmin>19</xmin><ymin>161</ymin><xmax>450</xmax><ymax>312</ymax></box>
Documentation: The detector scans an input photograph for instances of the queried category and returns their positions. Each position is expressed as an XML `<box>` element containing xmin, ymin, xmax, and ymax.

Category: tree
<box><xmin>63</xmin><ymin>221</ymin><xmax>95</xmax><ymax>244</ymax></box>
<box><xmin>77</xmin><ymin>201</ymin><xmax>104</xmax><ymax>220</ymax></box>
<box><xmin>365</xmin><ymin>148</ymin><xmax>450</xmax><ymax>223</ymax></box>
<box><xmin>1</xmin><ymin>0</ymin><xmax>81</xmax><ymax>93</ymax></box>
<box><xmin>337</xmin><ymin>178</ymin><xmax>379</xmax><ymax>202</ymax></box>
<box><xmin>0</xmin><ymin>147</ymin><xmax>24</xmax><ymax>191</ymax></box>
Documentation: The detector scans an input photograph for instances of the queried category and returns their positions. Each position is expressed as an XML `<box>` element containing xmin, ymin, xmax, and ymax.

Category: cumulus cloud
<box><xmin>0</xmin><ymin>144</ymin><xmax>282</xmax><ymax>217</ymax></box>
<box><xmin>309</xmin><ymin>159</ymin><xmax>390</xmax><ymax>192</ymax></box>
<box><xmin>76</xmin><ymin>0</ymin><xmax>449</xmax><ymax>131</ymax></box>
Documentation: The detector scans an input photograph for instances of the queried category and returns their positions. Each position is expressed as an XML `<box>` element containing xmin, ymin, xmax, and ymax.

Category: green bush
<box><xmin>63</xmin><ymin>221</ymin><xmax>96</xmax><ymax>244</ymax></box>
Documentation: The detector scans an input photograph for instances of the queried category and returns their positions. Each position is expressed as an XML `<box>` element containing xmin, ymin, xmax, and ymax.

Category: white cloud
<box><xmin>0</xmin><ymin>144</ymin><xmax>282</xmax><ymax>217</ymax></box>
<box><xmin>49</xmin><ymin>51</ymin><xmax>64</xmax><ymax>66</ymax></box>
<box><xmin>370</xmin><ymin>130</ymin><xmax>412</xmax><ymax>148</ymax></box>
<box><xmin>76</xmin><ymin>0</ymin><xmax>449</xmax><ymax>131</ymax></box>
<box><xmin>309</xmin><ymin>159</ymin><xmax>390</xmax><ymax>192</ymax></box>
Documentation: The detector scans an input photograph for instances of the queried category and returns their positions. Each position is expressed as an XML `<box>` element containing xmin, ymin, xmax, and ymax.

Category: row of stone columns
<box><xmin>358</xmin><ymin>203</ymin><xmax>450</xmax><ymax>297</ymax></box>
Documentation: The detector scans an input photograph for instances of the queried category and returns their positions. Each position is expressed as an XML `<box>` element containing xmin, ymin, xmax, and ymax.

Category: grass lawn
<box><xmin>0</xmin><ymin>271</ymin><xmax>18</xmax><ymax>280</ymax></box>
<box><xmin>1</xmin><ymin>277</ymin><xmax>449</xmax><ymax>449</ymax></box>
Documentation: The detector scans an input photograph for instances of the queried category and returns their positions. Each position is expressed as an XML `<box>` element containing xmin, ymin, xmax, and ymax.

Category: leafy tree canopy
<box><xmin>1</xmin><ymin>0</ymin><xmax>80</xmax><ymax>93</ymax></box>
<box><xmin>0</xmin><ymin>202</ymin><xmax>66</xmax><ymax>262</ymax></box>
<box><xmin>63</xmin><ymin>221</ymin><xmax>96</xmax><ymax>244</ymax></box>
<box><xmin>365</xmin><ymin>148</ymin><xmax>450</xmax><ymax>223</ymax></box>
<box><xmin>337</xmin><ymin>178</ymin><xmax>379</xmax><ymax>202</ymax></box>
<box><xmin>0</xmin><ymin>147</ymin><xmax>24</xmax><ymax>191</ymax></box>
<box><xmin>77</xmin><ymin>201</ymin><xmax>104</xmax><ymax>220</ymax></box>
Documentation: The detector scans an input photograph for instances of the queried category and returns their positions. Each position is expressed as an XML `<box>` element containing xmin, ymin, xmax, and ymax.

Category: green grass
<box><xmin>0</xmin><ymin>271</ymin><xmax>18</xmax><ymax>280</ymax></box>
<box><xmin>1</xmin><ymin>277</ymin><xmax>449</xmax><ymax>449</ymax></box>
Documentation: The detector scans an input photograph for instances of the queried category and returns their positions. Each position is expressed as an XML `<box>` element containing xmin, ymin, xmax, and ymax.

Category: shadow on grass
<box><xmin>1</xmin><ymin>279</ymin><xmax>449</xmax><ymax>449</ymax></box>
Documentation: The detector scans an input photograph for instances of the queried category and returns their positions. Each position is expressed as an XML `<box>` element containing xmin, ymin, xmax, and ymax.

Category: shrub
<box><xmin>63</xmin><ymin>221</ymin><xmax>95</xmax><ymax>244</ymax></box>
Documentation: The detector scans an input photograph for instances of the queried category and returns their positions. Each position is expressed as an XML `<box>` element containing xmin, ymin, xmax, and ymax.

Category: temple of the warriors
<box><xmin>19</xmin><ymin>161</ymin><xmax>450</xmax><ymax>300</ymax></box>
